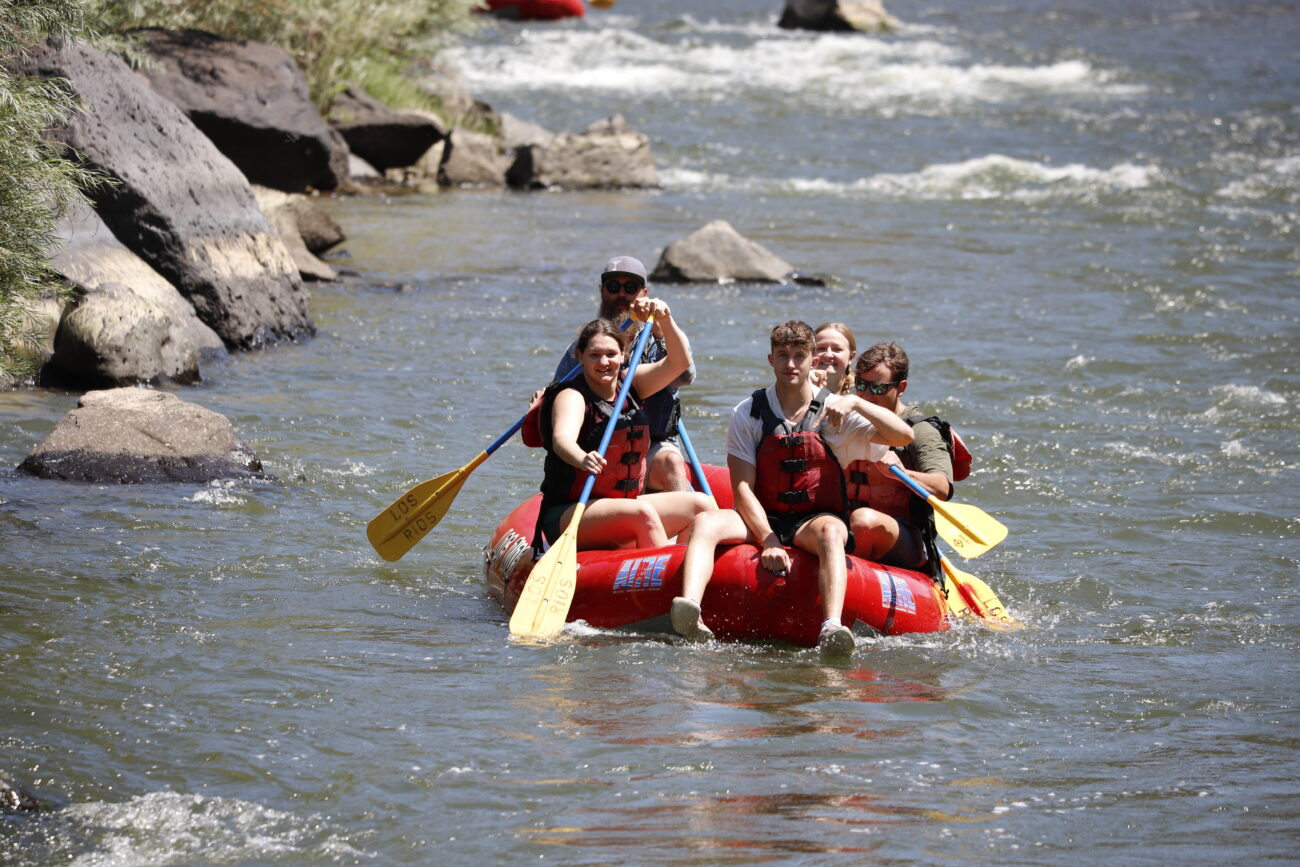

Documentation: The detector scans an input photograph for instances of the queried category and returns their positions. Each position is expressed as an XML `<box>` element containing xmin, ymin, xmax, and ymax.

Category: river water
<box><xmin>2</xmin><ymin>0</ymin><xmax>1297</xmax><ymax>862</ymax></box>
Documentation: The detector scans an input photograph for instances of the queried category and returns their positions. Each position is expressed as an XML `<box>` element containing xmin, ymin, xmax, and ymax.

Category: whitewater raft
<box><xmin>481</xmin><ymin>0</ymin><xmax>586</xmax><ymax>20</ymax></box>
<box><xmin>484</xmin><ymin>465</ymin><xmax>955</xmax><ymax>643</ymax></box>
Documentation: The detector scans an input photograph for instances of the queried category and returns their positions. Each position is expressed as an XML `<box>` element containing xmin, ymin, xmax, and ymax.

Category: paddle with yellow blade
<box><xmin>509</xmin><ymin>314</ymin><xmax>658</xmax><ymax>638</ymax></box>
<box><xmin>886</xmin><ymin>464</ymin><xmax>1022</xmax><ymax>629</ymax></box>
<box><xmin>937</xmin><ymin>552</ymin><xmax>1023</xmax><ymax>630</ymax></box>
<box><xmin>675</xmin><ymin>418</ymin><xmax>716</xmax><ymax>505</ymax></box>
<box><xmin>588</xmin><ymin>0</ymin><xmax>616</xmax><ymax>8</ymax></box>
<box><xmin>887</xmin><ymin>464</ymin><xmax>1006</xmax><ymax>558</ymax></box>
<box><xmin>368</xmin><ymin>320</ymin><xmax>641</xmax><ymax>561</ymax></box>
<box><xmin>368</xmin><ymin>362</ymin><xmax>587</xmax><ymax>562</ymax></box>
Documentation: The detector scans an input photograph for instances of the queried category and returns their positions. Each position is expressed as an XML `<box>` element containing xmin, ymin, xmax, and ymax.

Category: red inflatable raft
<box><xmin>484</xmin><ymin>465</ymin><xmax>955</xmax><ymax>644</ymax></box>
<box><xmin>481</xmin><ymin>0</ymin><xmax>586</xmax><ymax>20</ymax></box>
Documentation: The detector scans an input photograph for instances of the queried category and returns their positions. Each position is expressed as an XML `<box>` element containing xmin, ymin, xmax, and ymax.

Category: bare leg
<box><xmin>849</xmin><ymin>506</ymin><xmax>901</xmax><ymax>562</ymax></box>
<box><xmin>793</xmin><ymin>515</ymin><xmax>855</xmax><ymax>655</ymax></box>
<box><xmin>793</xmin><ymin>514</ymin><xmax>850</xmax><ymax>623</ymax></box>
<box><xmin>670</xmin><ymin>509</ymin><xmax>749</xmax><ymax>641</ymax></box>
<box><xmin>678</xmin><ymin>509</ymin><xmax>750</xmax><ymax>603</ymax></box>
<box><xmin>647</xmin><ymin>445</ymin><xmax>695</xmax><ymax>493</ymax></box>
<box><xmin>638</xmin><ymin>491</ymin><xmax>717</xmax><ymax>541</ymax></box>
<box><xmin>560</xmin><ymin>499</ymin><xmax>668</xmax><ymax>550</ymax></box>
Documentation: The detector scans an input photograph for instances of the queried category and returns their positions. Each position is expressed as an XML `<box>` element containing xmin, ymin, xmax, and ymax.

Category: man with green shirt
<box><xmin>841</xmin><ymin>342</ymin><xmax>955</xmax><ymax>570</ymax></box>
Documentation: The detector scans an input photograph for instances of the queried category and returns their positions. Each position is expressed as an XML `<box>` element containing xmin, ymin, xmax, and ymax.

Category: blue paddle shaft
<box><xmin>888</xmin><ymin>463</ymin><xmax>932</xmax><ymax>501</ymax></box>
<box><xmin>676</xmin><ymin>418</ymin><xmax>714</xmax><ymax>499</ymax></box>
<box><xmin>578</xmin><ymin>316</ymin><xmax>658</xmax><ymax>505</ymax></box>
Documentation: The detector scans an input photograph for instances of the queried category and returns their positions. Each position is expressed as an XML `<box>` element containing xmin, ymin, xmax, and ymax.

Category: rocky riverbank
<box><xmin>4</xmin><ymin>0</ymin><xmax>886</xmax><ymax>485</ymax></box>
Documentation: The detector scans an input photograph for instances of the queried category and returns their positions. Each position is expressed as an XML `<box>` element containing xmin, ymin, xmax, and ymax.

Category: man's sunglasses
<box><xmin>602</xmin><ymin>278</ymin><xmax>644</xmax><ymax>295</ymax></box>
<box><xmin>854</xmin><ymin>379</ymin><xmax>900</xmax><ymax>395</ymax></box>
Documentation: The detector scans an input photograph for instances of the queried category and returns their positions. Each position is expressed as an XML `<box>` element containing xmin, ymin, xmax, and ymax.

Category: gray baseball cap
<box><xmin>601</xmin><ymin>256</ymin><xmax>647</xmax><ymax>283</ymax></box>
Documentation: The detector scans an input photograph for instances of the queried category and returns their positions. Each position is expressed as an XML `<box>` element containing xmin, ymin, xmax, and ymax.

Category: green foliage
<box><xmin>85</xmin><ymin>0</ymin><xmax>483</xmax><ymax>111</ymax></box>
<box><xmin>0</xmin><ymin>0</ymin><xmax>101</xmax><ymax>383</ymax></box>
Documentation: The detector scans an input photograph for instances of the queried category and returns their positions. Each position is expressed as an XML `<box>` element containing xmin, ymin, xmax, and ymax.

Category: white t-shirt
<box><xmin>725</xmin><ymin>387</ymin><xmax>887</xmax><ymax>469</ymax></box>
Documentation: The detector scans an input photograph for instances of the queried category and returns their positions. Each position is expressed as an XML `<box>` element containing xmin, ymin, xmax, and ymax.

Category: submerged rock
<box><xmin>134</xmin><ymin>28</ymin><xmax>349</xmax><ymax>193</ymax></box>
<box><xmin>0</xmin><ymin>772</ymin><xmax>45</xmax><ymax>813</ymax></box>
<box><xmin>19</xmin><ymin>388</ymin><xmax>265</xmax><ymax>484</ymax></box>
<box><xmin>650</xmin><ymin>220</ymin><xmax>795</xmax><ymax>284</ymax></box>
<box><xmin>14</xmin><ymin>39</ymin><xmax>312</xmax><ymax>350</ymax></box>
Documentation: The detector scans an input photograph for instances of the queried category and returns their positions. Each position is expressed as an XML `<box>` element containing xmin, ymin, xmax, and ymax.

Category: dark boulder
<box><xmin>778</xmin><ymin>0</ymin><xmax>898</xmax><ymax>31</ymax></box>
<box><xmin>328</xmin><ymin>87</ymin><xmax>446</xmax><ymax>171</ymax></box>
<box><xmin>19</xmin><ymin>388</ymin><xmax>265</xmax><ymax>484</ymax></box>
<box><xmin>133</xmin><ymin>28</ymin><xmax>349</xmax><ymax>193</ymax></box>
<box><xmin>650</xmin><ymin>220</ymin><xmax>795</xmax><ymax>284</ymax></box>
<box><xmin>14</xmin><ymin>39</ymin><xmax>313</xmax><ymax>349</ymax></box>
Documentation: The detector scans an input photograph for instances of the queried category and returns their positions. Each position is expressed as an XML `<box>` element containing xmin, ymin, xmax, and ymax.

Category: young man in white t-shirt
<box><xmin>670</xmin><ymin>321</ymin><xmax>914</xmax><ymax>655</ymax></box>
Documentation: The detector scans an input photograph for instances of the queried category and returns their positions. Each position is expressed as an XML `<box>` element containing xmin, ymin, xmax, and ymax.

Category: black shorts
<box><xmin>767</xmin><ymin>511</ymin><xmax>854</xmax><ymax>555</ymax></box>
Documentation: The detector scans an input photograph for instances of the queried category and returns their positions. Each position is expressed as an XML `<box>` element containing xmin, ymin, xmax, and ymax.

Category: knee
<box><xmin>817</xmin><ymin>520</ymin><xmax>847</xmax><ymax>550</ymax></box>
<box><xmin>851</xmin><ymin>508</ymin><xmax>883</xmax><ymax>533</ymax></box>
<box><xmin>691</xmin><ymin>509</ymin><xmax>727</xmax><ymax>541</ymax></box>
<box><xmin>654</xmin><ymin>448</ymin><xmax>687</xmax><ymax>477</ymax></box>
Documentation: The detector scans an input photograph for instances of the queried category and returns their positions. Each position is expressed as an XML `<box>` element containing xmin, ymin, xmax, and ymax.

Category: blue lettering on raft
<box><xmin>879</xmin><ymin>569</ymin><xmax>917</xmax><ymax>615</ymax></box>
<box><xmin>612</xmin><ymin>553</ymin><xmax>671</xmax><ymax>591</ymax></box>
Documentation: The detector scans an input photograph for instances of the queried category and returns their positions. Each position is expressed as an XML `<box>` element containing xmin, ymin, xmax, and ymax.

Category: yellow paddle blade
<box><xmin>367</xmin><ymin>453</ymin><xmax>487</xmax><ymax>562</ymax></box>
<box><xmin>932</xmin><ymin>499</ymin><xmax>1008</xmax><ymax>559</ymax></box>
<box><xmin>936</xmin><ymin>563</ymin><xmax>975</xmax><ymax>621</ymax></box>
<box><xmin>588</xmin><ymin>0</ymin><xmax>616</xmax><ymax>8</ymax></box>
<box><xmin>509</xmin><ymin>503</ymin><xmax>584</xmax><ymax>638</ymax></box>
<box><xmin>940</xmin><ymin>556</ymin><xmax>1023</xmax><ymax>631</ymax></box>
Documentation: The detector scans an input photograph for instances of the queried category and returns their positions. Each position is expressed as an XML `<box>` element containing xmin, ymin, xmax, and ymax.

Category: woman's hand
<box><xmin>581</xmin><ymin>451</ymin><xmax>608</xmax><ymax>475</ymax></box>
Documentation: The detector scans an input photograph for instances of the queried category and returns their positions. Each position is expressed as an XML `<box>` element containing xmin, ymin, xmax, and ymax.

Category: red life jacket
<box><xmin>750</xmin><ymin>388</ymin><xmax>846</xmax><ymax>517</ymax></box>
<box><xmin>844</xmin><ymin>412</ymin><xmax>972</xmax><ymax>514</ymax></box>
<box><xmin>539</xmin><ymin>378</ymin><xmax>649</xmax><ymax>503</ymax></box>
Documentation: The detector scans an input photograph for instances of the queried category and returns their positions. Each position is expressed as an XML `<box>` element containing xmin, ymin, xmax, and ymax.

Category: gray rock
<box><xmin>134</xmin><ymin>28</ymin><xmax>349</xmax><ymax>192</ymax></box>
<box><xmin>328</xmin><ymin>87</ymin><xmax>446</xmax><ymax>171</ymax></box>
<box><xmin>650</xmin><ymin>220</ymin><xmax>794</xmax><ymax>284</ymax></box>
<box><xmin>2</xmin><ymin>293</ymin><xmax>65</xmax><ymax>388</ymax></box>
<box><xmin>15</xmin><ymin>39</ymin><xmax>312</xmax><ymax>350</ymax></box>
<box><xmin>438</xmin><ymin>128</ymin><xmax>512</xmax><ymax>187</ymax></box>
<box><xmin>281</xmin><ymin>196</ymin><xmax>345</xmax><ymax>255</ymax></box>
<box><xmin>46</xmin><ymin>201</ymin><xmax>226</xmax><ymax>388</ymax></box>
<box><xmin>499</xmin><ymin>112</ymin><xmax>554</xmax><ymax>148</ymax></box>
<box><xmin>778</xmin><ymin>0</ymin><xmax>898</xmax><ymax>32</ymax></box>
<box><xmin>251</xmin><ymin>186</ymin><xmax>337</xmax><ymax>281</ymax></box>
<box><xmin>18</xmin><ymin>388</ymin><xmax>265</xmax><ymax>484</ymax></box>
<box><xmin>507</xmin><ymin>114</ymin><xmax>659</xmax><ymax>190</ymax></box>
<box><xmin>348</xmin><ymin>153</ymin><xmax>382</xmax><ymax>180</ymax></box>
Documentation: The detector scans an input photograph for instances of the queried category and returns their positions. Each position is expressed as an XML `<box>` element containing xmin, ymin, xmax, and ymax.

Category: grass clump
<box><xmin>84</xmin><ymin>0</ymin><xmax>483</xmax><ymax>112</ymax></box>
<box><xmin>0</xmin><ymin>0</ymin><xmax>104</xmax><ymax>384</ymax></box>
